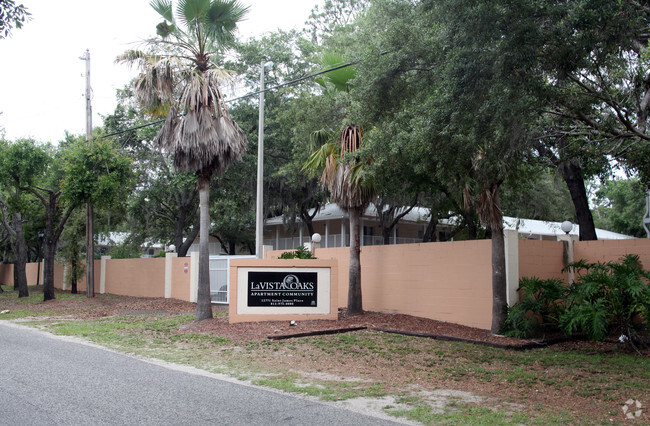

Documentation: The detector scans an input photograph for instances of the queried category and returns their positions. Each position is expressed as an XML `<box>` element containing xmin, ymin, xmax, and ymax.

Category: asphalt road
<box><xmin>0</xmin><ymin>321</ymin><xmax>402</xmax><ymax>425</ymax></box>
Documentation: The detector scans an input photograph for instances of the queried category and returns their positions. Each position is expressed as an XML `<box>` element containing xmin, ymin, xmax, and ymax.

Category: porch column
<box><xmin>275</xmin><ymin>226</ymin><xmax>280</xmax><ymax>250</ymax></box>
<box><xmin>325</xmin><ymin>221</ymin><xmax>330</xmax><ymax>248</ymax></box>
<box><xmin>341</xmin><ymin>219</ymin><xmax>346</xmax><ymax>247</ymax></box>
<box><xmin>392</xmin><ymin>226</ymin><xmax>397</xmax><ymax>245</ymax></box>
<box><xmin>299</xmin><ymin>225</ymin><xmax>303</xmax><ymax>247</ymax></box>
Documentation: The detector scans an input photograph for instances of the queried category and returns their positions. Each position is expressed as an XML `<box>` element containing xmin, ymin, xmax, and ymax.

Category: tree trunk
<box><xmin>490</xmin><ymin>226</ymin><xmax>507</xmax><ymax>334</ymax></box>
<box><xmin>70</xmin><ymin>257</ymin><xmax>79</xmax><ymax>294</ymax></box>
<box><xmin>43</xmin><ymin>239</ymin><xmax>56</xmax><ymax>301</ymax></box>
<box><xmin>382</xmin><ymin>227</ymin><xmax>391</xmax><ymax>245</ymax></box>
<box><xmin>423</xmin><ymin>215</ymin><xmax>438</xmax><ymax>242</ymax></box>
<box><xmin>347</xmin><ymin>206</ymin><xmax>363</xmax><ymax>314</ymax></box>
<box><xmin>195</xmin><ymin>175</ymin><xmax>213</xmax><ymax>321</ymax></box>
<box><xmin>462</xmin><ymin>208</ymin><xmax>478</xmax><ymax>239</ymax></box>
<box><xmin>177</xmin><ymin>216</ymin><xmax>200</xmax><ymax>257</ymax></box>
<box><xmin>13</xmin><ymin>213</ymin><xmax>29</xmax><ymax>298</ymax></box>
<box><xmin>43</xmin><ymin>194</ymin><xmax>57</xmax><ymax>301</ymax></box>
<box><xmin>558</xmin><ymin>160</ymin><xmax>598</xmax><ymax>241</ymax></box>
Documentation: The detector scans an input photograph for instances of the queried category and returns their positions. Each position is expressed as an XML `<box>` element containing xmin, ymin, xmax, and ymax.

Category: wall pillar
<box><xmin>100</xmin><ymin>256</ymin><xmax>111</xmax><ymax>294</ymax></box>
<box><xmin>503</xmin><ymin>229</ymin><xmax>519</xmax><ymax>307</ymax></box>
<box><xmin>262</xmin><ymin>245</ymin><xmax>273</xmax><ymax>260</ymax></box>
<box><xmin>62</xmin><ymin>264</ymin><xmax>69</xmax><ymax>291</ymax></box>
<box><xmin>189</xmin><ymin>251</ymin><xmax>199</xmax><ymax>302</ymax></box>
<box><xmin>557</xmin><ymin>234</ymin><xmax>577</xmax><ymax>283</ymax></box>
<box><xmin>165</xmin><ymin>252</ymin><xmax>177</xmax><ymax>298</ymax></box>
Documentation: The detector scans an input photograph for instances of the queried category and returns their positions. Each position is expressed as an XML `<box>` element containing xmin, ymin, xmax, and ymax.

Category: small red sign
<box><xmin>184</xmin><ymin>263</ymin><xmax>189</xmax><ymax>273</ymax></box>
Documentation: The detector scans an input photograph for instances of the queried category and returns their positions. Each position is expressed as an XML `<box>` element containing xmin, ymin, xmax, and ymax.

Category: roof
<box><xmin>265</xmin><ymin>203</ymin><xmax>634</xmax><ymax>240</ymax></box>
<box><xmin>502</xmin><ymin>217</ymin><xmax>633</xmax><ymax>240</ymax></box>
<box><xmin>265</xmin><ymin>203</ymin><xmax>431</xmax><ymax>226</ymax></box>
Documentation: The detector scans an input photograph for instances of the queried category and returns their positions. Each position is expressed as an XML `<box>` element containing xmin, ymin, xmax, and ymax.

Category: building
<box><xmin>263</xmin><ymin>203</ymin><xmax>632</xmax><ymax>251</ymax></box>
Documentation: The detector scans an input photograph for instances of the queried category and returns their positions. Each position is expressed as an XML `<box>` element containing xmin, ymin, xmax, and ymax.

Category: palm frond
<box><xmin>133</xmin><ymin>57</ymin><xmax>176</xmax><ymax>116</ymax></box>
<box><xmin>177</xmin><ymin>0</ymin><xmax>210</xmax><ymax>29</ymax></box>
<box><xmin>204</xmin><ymin>0</ymin><xmax>249</xmax><ymax>45</ymax></box>
<box><xmin>156</xmin><ymin>21</ymin><xmax>177</xmax><ymax>38</ymax></box>
<box><xmin>150</xmin><ymin>0</ymin><xmax>174</xmax><ymax>22</ymax></box>
<box><xmin>317</xmin><ymin>52</ymin><xmax>356</xmax><ymax>93</ymax></box>
<box><xmin>171</xmin><ymin>107</ymin><xmax>246</xmax><ymax>174</ymax></box>
<box><xmin>303</xmin><ymin>137</ymin><xmax>335</xmax><ymax>178</ymax></box>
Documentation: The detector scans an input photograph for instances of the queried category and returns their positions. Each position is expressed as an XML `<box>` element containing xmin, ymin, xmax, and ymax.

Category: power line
<box><xmin>101</xmin><ymin>52</ymin><xmax>388</xmax><ymax>140</ymax></box>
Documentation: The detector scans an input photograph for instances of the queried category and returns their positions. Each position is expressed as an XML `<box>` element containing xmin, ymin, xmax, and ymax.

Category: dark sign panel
<box><xmin>248</xmin><ymin>271</ymin><xmax>318</xmax><ymax>307</ymax></box>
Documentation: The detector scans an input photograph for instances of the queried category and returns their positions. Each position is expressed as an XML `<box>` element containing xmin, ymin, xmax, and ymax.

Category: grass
<box><xmin>2</xmin><ymin>287</ymin><xmax>648</xmax><ymax>425</ymax></box>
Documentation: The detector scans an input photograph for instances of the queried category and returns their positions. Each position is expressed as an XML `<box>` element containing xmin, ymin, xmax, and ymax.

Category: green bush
<box><xmin>502</xmin><ymin>254</ymin><xmax>650</xmax><ymax>350</ymax></box>
<box><xmin>278</xmin><ymin>245</ymin><xmax>317</xmax><ymax>259</ymax></box>
<box><xmin>559</xmin><ymin>254</ymin><xmax>650</xmax><ymax>346</ymax></box>
<box><xmin>501</xmin><ymin>277</ymin><xmax>567</xmax><ymax>338</ymax></box>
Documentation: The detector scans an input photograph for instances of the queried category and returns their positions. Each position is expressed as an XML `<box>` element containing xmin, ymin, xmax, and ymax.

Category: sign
<box><xmin>247</xmin><ymin>271</ymin><xmax>317</xmax><ymax>307</ymax></box>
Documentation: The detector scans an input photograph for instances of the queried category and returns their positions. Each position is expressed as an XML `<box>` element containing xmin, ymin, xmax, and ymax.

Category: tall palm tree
<box><xmin>119</xmin><ymin>0</ymin><xmax>248</xmax><ymax>320</ymax></box>
<box><xmin>304</xmin><ymin>54</ymin><xmax>375</xmax><ymax>314</ymax></box>
<box><xmin>475</xmin><ymin>182</ymin><xmax>506</xmax><ymax>334</ymax></box>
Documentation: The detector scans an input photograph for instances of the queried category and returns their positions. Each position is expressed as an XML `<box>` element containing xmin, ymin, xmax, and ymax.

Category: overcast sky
<box><xmin>0</xmin><ymin>0</ymin><xmax>321</xmax><ymax>142</ymax></box>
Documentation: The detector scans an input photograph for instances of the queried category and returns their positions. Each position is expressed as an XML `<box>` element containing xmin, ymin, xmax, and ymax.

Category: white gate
<box><xmin>209</xmin><ymin>255</ymin><xmax>255</xmax><ymax>304</ymax></box>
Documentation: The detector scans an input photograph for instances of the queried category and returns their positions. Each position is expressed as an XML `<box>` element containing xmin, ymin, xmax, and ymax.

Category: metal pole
<box><xmin>643</xmin><ymin>189</ymin><xmax>650</xmax><ymax>238</ymax></box>
<box><xmin>255</xmin><ymin>60</ymin><xmax>265</xmax><ymax>259</ymax></box>
<box><xmin>82</xmin><ymin>49</ymin><xmax>95</xmax><ymax>297</ymax></box>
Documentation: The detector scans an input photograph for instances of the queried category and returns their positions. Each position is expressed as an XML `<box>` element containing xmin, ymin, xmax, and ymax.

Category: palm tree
<box><xmin>304</xmin><ymin>54</ymin><xmax>375</xmax><ymax>314</ymax></box>
<box><xmin>119</xmin><ymin>0</ymin><xmax>248</xmax><ymax>320</ymax></box>
<box><xmin>475</xmin><ymin>182</ymin><xmax>507</xmax><ymax>334</ymax></box>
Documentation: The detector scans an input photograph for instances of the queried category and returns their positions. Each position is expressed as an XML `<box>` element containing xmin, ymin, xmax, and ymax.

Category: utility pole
<box><xmin>81</xmin><ymin>49</ymin><xmax>94</xmax><ymax>297</ymax></box>
<box><xmin>255</xmin><ymin>61</ymin><xmax>266</xmax><ymax>258</ymax></box>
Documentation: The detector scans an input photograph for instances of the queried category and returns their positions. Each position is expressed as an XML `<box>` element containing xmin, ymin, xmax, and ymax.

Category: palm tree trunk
<box><xmin>195</xmin><ymin>174</ymin><xmax>213</xmax><ymax>321</ymax></box>
<box><xmin>348</xmin><ymin>206</ymin><xmax>363</xmax><ymax>314</ymax></box>
<box><xmin>491</xmin><ymin>226</ymin><xmax>507</xmax><ymax>334</ymax></box>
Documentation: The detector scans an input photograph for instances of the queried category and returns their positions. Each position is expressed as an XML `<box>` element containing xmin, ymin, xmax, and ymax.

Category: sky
<box><xmin>0</xmin><ymin>0</ymin><xmax>321</xmax><ymax>142</ymax></box>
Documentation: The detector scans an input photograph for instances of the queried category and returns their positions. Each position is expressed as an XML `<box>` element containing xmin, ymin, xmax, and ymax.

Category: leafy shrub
<box><xmin>559</xmin><ymin>254</ymin><xmax>650</xmax><ymax>347</ymax></box>
<box><xmin>501</xmin><ymin>277</ymin><xmax>567</xmax><ymax>338</ymax></box>
<box><xmin>502</xmin><ymin>254</ymin><xmax>650</xmax><ymax>350</ymax></box>
<box><xmin>278</xmin><ymin>245</ymin><xmax>317</xmax><ymax>259</ymax></box>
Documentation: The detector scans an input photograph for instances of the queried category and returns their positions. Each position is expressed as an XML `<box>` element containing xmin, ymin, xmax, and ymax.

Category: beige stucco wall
<box><xmin>170</xmin><ymin>257</ymin><xmax>192</xmax><ymax>301</ymax></box>
<box><xmin>0</xmin><ymin>263</ymin><xmax>13</xmax><ymax>285</ymax></box>
<box><xmin>268</xmin><ymin>240</ymin><xmax>493</xmax><ymax>330</ymax></box>
<box><xmin>0</xmin><ymin>262</ymin><xmax>46</xmax><ymax>286</ymax></box>
<box><xmin>54</xmin><ymin>262</ymin><xmax>64</xmax><ymax>288</ymax></box>
<box><xmin>518</xmin><ymin>239</ymin><xmax>567</xmax><ymax>282</ymax></box>
<box><xmin>574</xmin><ymin>239</ymin><xmax>650</xmax><ymax>267</ymax></box>
<box><xmin>229</xmin><ymin>258</ymin><xmax>338</xmax><ymax>323</ymax></box>
<box><xmin>75</xmin><ymin>260</ymin><xmax>101</xmax><ymax>294</ymax></box>
<box><xmin>103</xmin><ymin>258</ymin><xmax>165</xmax><ymax>298</ymax></box>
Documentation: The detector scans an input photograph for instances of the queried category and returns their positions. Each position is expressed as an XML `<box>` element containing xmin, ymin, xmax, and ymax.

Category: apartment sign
<box><xmin>247</xmin><ymin>271</ymin><xmax>318</xmax><ymax>307</ymax></box>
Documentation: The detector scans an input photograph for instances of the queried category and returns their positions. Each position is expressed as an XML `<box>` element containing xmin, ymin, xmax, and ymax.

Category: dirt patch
<box><xmin>0</xmin><ymin>291</ymin><xmax>614</xmax><ymax>350</ymax></box>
